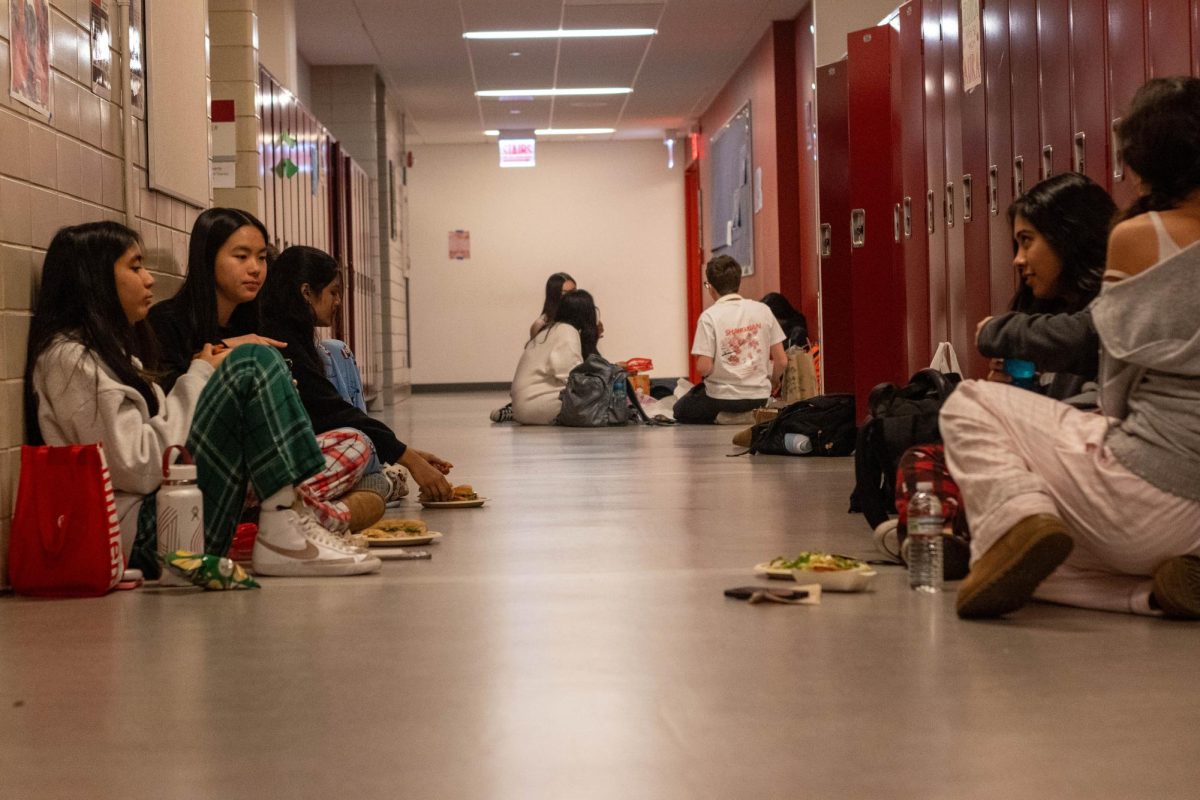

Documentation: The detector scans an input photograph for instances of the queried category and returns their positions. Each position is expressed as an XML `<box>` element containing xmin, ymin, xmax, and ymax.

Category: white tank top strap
<box><xmin>1147</xmin><ymin>210</ymin><xmax>1184</xmax><ymax>260</ymax></box>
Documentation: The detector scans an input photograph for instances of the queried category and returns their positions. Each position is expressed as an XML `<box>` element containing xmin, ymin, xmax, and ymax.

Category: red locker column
<box><xmin>984</xmin><ymin>0</ymin><xmax>1016</xmax><ymax>315</ymax></box>
<box><xmin>1146</xmin><ymin>0</ymin><xmax>1193</xmax><ymax>77</ymax></box>
<box><xmin>795</xmin><ymin>3</ymin><xmax>821</xmax><ymax>334</ymax></box>
<box><xmin>1070</xmin><ymin>0</ymin><xmax>1111</xmax><ymax>188</ymax></box>
<box><xmin>1108</xmin><ymin>0</ymin><xmax>1148</xmax><ymax>210</ymax></box>
<box><xmin>816</xmin><ymin>59</ymin><xmax>854</xmax><ymax>394</ymax></box>
<box><xmin>955</xmin><ymin>0</ymin><xmax>992</xmax><ymax>379</ymax></box>
<box><xmin>1010</xmin><ymin>0</ymin><xmax>1041</xmax><ymax>203</ymax></box>
<box><xmin>1037</xmin><ymin>0</ymin><xmax>1072</xmax><ymax>180</ymax></box>
<box><xmin>900</xmin><ymin>0</ymin><xmax>931</xmax><ymax>375</ymax></box>
<box><xmin>940</xmin><ymin>0</ymin><xmax>971</xmax><ymax>375</ymax></box>
<box><xmin>924</xmin><ymin>1</ymin><xmax>949</xmax><ymax>356</ymax></box>
<box><xmin>1194</xmin><ymin>0</ymin><xmax>1200</xmax><ymax>76</ymax></box>
<box><xmin>848</xmin><ymin>25</ymin><xmax>907</xmax><ymax>419</ymax></box>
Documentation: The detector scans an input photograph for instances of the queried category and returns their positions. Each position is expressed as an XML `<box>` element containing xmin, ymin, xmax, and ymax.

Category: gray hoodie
<box><xmin>1092</xmin><ymin>241</ymin><xmax>1200</xmax><ymax>501</ymax></box>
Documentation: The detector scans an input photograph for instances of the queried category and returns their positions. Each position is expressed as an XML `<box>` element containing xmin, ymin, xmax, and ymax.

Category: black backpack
<box><xmin>851</xmin><ymin>369</ymin><xmax>960</xmax><ymax>529</ymax></box>
<box><xmin>748</xmin><ymin>393</ymin><xmax>857</xmax><ymax>456</ymax></box>
<box><xmin>556</xmin><ymin>355</ymin><xmax>659</xmax><ymax>427</ymax></box>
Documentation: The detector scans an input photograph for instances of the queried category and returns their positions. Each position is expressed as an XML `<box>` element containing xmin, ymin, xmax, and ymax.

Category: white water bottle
<box><xmin>907</xmin><ymin>481</ymin><xmax>944</xmax><ymax>594</ymax></box>
<box><xmin>783</xmin><ymin>433</ymin><xmax>813</xmax><ymax>454</ymax></box>
<box><xmin>157</xmin><ymin>445</ymin><xmax>204</xmax><ymax>584</ymax></box>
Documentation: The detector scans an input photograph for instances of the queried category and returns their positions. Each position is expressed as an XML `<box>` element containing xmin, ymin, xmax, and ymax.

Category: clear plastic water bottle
<box><xmin>783</xmin><ymin>433</ymin><xmax>813</xmax><ymax>454</ymax></box>
<box><xmin>907</xmin><ymin>481</ymin><xmax>944</xmax><ymax>593</ymax></box>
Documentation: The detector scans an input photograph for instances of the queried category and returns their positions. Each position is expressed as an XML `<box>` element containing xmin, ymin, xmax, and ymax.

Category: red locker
<box><xmin>848</xmin><ymin>25</ymin><xmax>907</xmax><ymax>418</ymax></box>
<box><xmin>940</xmin><ymin>0</ymin><xmax>972</xmax><ymax>376</ymax></box>
<box><xmin>1009</xmin><ymin>0</ymin><xmax>1041</xmax><ymax>202</ymax></box>
<box><xmin>816</xmin><ymin>59</ymin><xmax>854</xmax><ymax>394</ymax></box>
<box><xmin>900</xmin><ymin>0</ymin><xmax>932</xmax><ymax>374</ymax></box>
<box><xmin>1107</xmin><ymin>0</ymin><xmax>1148</xmax><ymax>210</ymax></box>
<box><xmin>954</xmin><ymin>0</ymin><xmax>992</xmax><ymax>379</ymax></box>
<box><xmin>924</xmin><ymin>0</ymin><xmax>949</xmax><ymax>355</ymax></box>
<box><xmin>984</xmin><ymin>0</ymin><xmax>1017</xmax><ymax>315</ymax></box>
<box><xmin>1194</xmin><ymin>0</ymin><xmax>1200</xmax><ymax>76</ymax></box>
<box><xmin>795</xmin><ymin>3</ymin><xmax>821</xmax><ymax>335</ymax></box>
<box><xmin>1037</xmin><ymin>0</ymin><xmax>1072</xmax><ymax>181</ymax></box>
<box><xmin>1070</xmin><ymin>0</ymin><xmax>1111</xmax><ymax>188</ymax></box>
<box><xmin>1146</xmin><ymin>0</ymin><xmax>1193</xmax><ymax>77</ymax></box>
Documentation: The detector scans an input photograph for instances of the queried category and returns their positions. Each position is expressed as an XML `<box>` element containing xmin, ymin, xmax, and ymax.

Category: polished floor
<box><xmin>2</xmin><ymin>392</ymin><xmax>1198</xmax><ymax>799</ymax></box>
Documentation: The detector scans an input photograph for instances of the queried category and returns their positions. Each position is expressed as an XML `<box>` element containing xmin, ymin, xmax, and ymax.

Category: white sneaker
<box><xmin>873</xmin><ymin>519</ymin><xmax>903</xmax><ymax>563</ymax></box>
<box><xmin>381</xmin><ymin>462</ymin><xmax>410</xmax><ymax>504</ymax></box>
<box><xmin>252</xmin><ymin>499</ymin><xmax>382</xmax><ymax>577</ymax></box>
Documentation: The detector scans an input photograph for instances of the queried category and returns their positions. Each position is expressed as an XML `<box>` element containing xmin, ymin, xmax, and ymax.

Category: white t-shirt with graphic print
<box><xmin>690</xmin><ymin>293</ymin><xmax>786</xmax><ymax>400</ymax></box>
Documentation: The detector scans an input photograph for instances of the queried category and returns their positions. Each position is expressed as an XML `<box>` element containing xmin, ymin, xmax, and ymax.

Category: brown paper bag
<box><xmin>781</xmin><ymin>345</ymin><xmax>819</xmax><ymax>404</ymax></box>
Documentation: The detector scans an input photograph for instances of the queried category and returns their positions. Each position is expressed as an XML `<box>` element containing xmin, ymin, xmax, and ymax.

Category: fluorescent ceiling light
<box><xmin>484</xmin><ymin>128</ymin><xmax>615</xmax><ymax>136</ymax></box>
<box><xmin>464</xmin><ymin>28</ymin><xmax>655</xmax><ymax>40</ymax></box>
<box><xmin>476</xmin><ymin>88</ymin><xmax>631</xmax><ymax>98</ymax></box>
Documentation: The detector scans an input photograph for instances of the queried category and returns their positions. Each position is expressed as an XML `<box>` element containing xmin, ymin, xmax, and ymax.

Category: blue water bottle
<box><xmin>1004</xmin><ymin>358</ymin><xmax>1037</xmax><ymax>390</ymax></box>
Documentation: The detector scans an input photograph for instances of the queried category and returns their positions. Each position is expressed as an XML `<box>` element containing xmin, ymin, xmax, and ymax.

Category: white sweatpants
<box><xmin>940</xmin><ymin>381</ymin><xmax>1200</xmax><ymax>615</ymax></box>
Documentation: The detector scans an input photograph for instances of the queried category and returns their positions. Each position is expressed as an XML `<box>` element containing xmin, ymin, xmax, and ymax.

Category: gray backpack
<box><xmin>555</xmin><ymin>354</ymin><xmax>633</xmax><ymax>427</ymax></box>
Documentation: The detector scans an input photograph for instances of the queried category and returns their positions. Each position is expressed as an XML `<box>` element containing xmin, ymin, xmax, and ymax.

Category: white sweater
<box><xmin>32</xmin><ymin>337</ymin><xmax>214</xmax><ymax>555</ymax></box>
<box><xmin>510</xmin><ymin>324</ymin><xmax>583</xmax><ymax>425</ymax></box>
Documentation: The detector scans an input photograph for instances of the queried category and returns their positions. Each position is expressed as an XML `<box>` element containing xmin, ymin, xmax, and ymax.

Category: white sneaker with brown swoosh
<box><xmin>252</xmin><ymin>504</ymin><xmax>382</xmax><ymax>577</ymax></box>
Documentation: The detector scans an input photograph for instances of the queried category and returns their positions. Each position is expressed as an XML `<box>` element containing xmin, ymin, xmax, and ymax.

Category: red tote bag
<box><xmin>8</xmin><ymin>444</ymin><xmax>124</xmax><ymax>597</ymax></box>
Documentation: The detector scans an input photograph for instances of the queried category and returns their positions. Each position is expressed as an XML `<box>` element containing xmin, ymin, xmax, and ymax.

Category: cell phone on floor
<box><xmin>724</xmin><ymin>586</ymin><xmax>810</xmax><ymax>601</ymax></box>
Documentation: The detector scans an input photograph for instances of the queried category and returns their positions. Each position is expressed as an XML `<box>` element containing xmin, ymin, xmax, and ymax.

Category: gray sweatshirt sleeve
<box><xmin>977</xmin><ymin>309</ymin><xmax>1100</xmax><ymax>377</ymax></box>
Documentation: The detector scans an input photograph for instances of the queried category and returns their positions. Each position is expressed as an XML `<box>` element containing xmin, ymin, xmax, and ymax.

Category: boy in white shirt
<box><xmin>675</xmin><ymin>255</ymin><xmax>788</xmax><ymax>424</ymax></box>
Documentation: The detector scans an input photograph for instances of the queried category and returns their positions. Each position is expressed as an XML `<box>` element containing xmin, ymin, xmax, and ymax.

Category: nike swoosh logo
<box><xmin>258</xmin><ymin>539</ymin><xmax>321</xmax><ymax>560</ymax></box>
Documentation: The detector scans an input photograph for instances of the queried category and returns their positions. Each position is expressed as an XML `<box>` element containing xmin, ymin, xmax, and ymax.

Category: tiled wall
<box><xmin>0</xmin><ymin>0</ymin><xmax>208</xmax><ymax>582</ymax></box>
<box><xmin>210</xmin><ymin>0</ymin><xmax>264</xmax><ymax>216</ymax></box>
<box><xmin>310</xmin><ymin>66</ymin><xmax>411</xmax><ymax>404</ymax></box>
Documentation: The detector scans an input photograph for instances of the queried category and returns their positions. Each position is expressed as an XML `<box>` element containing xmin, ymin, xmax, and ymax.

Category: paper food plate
<box><xmin>752</xmin><ymin>562</ymin><xmax>878</xmax><ymax>592</ymax></box>
<box><xmin>419</xmin><ymin>497</ymin><xmax>487</xmax><ymax>509</ymax></box>
<box><xmin>365</xmin><ymin>531</ymin><xmax>443</xmax><ymax>547</ymax></box>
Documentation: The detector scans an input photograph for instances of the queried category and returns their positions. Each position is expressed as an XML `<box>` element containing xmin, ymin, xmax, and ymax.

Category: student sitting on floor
<box><xmin>149</xmin><ymin>209</ymin><xmax>385</xmax><ymax>532</ymax></box>
<box><xmin>943</xmin><ymin>76</ymin><xmax>1200</xmax><ymax>620</ymax></box>
<box><xmin>491</xmin><ymin>271</ymin><xmax>578</xmax><ymax>423</ymax></box>
<box><xmin>24</xmin><ymin>222</ymin><xmax>381</xmax><ymax>578</ymax></box>
<box><xmin>510</xmin><ymin>289</ymin><xmax>599</xmax><ymax>425</ymax></box>
<box><xmin>975</xmin><ymin>173</ymin><xmax>1117</xmax><ymax>402</ymax></box>
<box><xmin>674</xmin><ymin>255</ymin><xmax>787</xmax><ymax>425</ymax></box>
<box><xmin>258</xmin><ymin>245</ymin><xmax>455</xmax><ymax>502</ymax></box>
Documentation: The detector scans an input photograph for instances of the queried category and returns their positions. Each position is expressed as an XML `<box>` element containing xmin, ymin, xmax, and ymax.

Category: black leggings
<box><xmin>673</xmin><ymin>383</ymin><xmax>767</xmax><ymax>424</ymax></box>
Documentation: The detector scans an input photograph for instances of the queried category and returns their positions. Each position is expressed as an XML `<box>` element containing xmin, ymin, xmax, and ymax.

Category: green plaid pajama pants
<box><xmin>130</xmin><ymin>346</ymin><xmax>325</xmax><ymax>576</ymax></box>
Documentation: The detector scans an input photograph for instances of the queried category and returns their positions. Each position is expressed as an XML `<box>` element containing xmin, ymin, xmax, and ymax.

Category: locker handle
<box><xmin>1041</xmin><ymin>145</ymin><xmax>1054</xmax><ymax>180</ymax></box>
<box><xmin>851</xmin><ymin>209</ymin><xmax>866</xmax><ymax>249</ymax></box>
<box><xmin>945</xmin><ymin>182</ymin><xmax>955</xmax><ymax>229</ymax></box>
<box><xmin>1013</xmin><ymin>156</ymin><xmax>1025</xmax><ymax>198</ymax></box>
<box><xmin>988</xmin><ymin>165</ymin><xmax>999</xmax><ymax>216</ymax></box>
<box><xmin>1073</xmin><ymin>132</ymin><xmax>1086</xmax><ymax>175</ymax></box>
<box><xmin>820</xmin><ymin>223</ymin><xmax>832</xmax><ymax>257</ymax></box>
<box><xmin>903</xmin><ymin>196</ymin><xmax>913</xmax><ymax>239</ymax></box>
<box><xmin>893</xmin><ymin>203</ymin><xmax>901</xmax><ymax>243</ymax></box>
<box><xmin>962</xmin><ymin>174</ymin><xmax>973</xmax><ymax>223</ymax></box>
<box><xmin>1111</xmin><ymin>119</ymin><xmax>1124</xmax><ymax>182</ymax></box>
<box><xmin>926</xmin><ymin>190</ymin><xmax>936</xmax><ymax>235</ymax></box>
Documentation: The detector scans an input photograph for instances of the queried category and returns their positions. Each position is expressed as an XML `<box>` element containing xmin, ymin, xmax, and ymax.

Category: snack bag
<box><xmin>159</xmin><ymin>551</ymin><xmax>260</xmax><ymax>590</ymax></box>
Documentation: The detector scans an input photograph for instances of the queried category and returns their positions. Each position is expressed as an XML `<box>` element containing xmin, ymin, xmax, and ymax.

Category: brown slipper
<box><xmin>1152</xmin><ymin>556</ymin><xmax>1200</xmax><ymax>620</ymax></box>
<box><xmin>344</xmin><ymin>490</ymin><xmax>386</xmax><ymax>532</ymax></box>
<box><xmin>956</xmin><ymin>514</ymin><xmax>1074</xmax><ymax>619</ymax></box>
<box><xmin>732</xmin><ymin>426</ymin><xmax>754</xmax><ymax>447</ymax></box>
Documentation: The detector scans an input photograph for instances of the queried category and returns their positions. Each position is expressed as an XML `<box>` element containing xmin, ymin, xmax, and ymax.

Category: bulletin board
<box><xmin>145</xmin><ymin>0</ymin><xmax>210</xmax><ymax>207</ymax></box>
<box><xmin>708</xmin><ymin>103</ymin><xmax>753</xmax><ymax>275</ymax></box>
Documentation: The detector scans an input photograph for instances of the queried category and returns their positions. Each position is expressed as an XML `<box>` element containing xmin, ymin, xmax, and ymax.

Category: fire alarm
<box><xmin>407</xmin><ymin>151</ymin><xmax>414</xmax><ymax>168</ymax></box>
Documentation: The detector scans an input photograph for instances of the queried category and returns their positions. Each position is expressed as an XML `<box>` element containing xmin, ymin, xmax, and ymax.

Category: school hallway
<box><xmin>1</xmin><ymin>392</ymin><xmax>1196</xmax><ymax>800</ymax></box>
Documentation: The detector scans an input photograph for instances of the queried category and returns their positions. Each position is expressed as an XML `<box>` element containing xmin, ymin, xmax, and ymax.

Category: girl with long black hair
<box><xmin>510</xmin><ymin>289</ymin><xmax>600</xmax><ymax>425</ymax></box>
<box><xmin>259</xmin><ymin>245</ymin><xmax>456</xmax><ymax>501</ymax></box>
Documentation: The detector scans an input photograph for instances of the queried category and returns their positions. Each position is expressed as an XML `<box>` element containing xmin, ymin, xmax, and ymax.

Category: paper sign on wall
<box><xmin>961</xmin><ymin>0</ymin><xmax>982</xmax><ymax>92</ymax></box>
<box><xmin>210</xmin><ymin>99</ymin><xmax>236</xmax><ymax>189</ymax></box>
<box><xmin>449</xmin><ymin>230</ymin><xmax>470</xmax><ymax>260</ymax></box>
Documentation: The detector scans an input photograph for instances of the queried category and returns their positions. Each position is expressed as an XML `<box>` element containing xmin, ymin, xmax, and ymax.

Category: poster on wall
<box><xmin>709</xmin><ymin>102</ymin><xmax>753</xmax><ymax>276</ymax></box>
<box><xmin>129</xmin><ymin>0</ymin><xmax>144</xmax><ymax>111</ymax></box>
<box><xmin>449</xmin><ymin>230</ymin><xmax>470</xmax><ymax>260</ymax></box>
<box><xmin>961</xmin><ymin>0</ymin><xmax>982</xmax><ymax>93</ymax></box>
<box><xmin>90</xmin><ymin>0</ymin><xmax>112</xmax><ymax>96</ymax></box>
<box><xmin>8</xmin><ymin>0</ymin><xmax>52</xmax><ymax>117</ymax></box>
